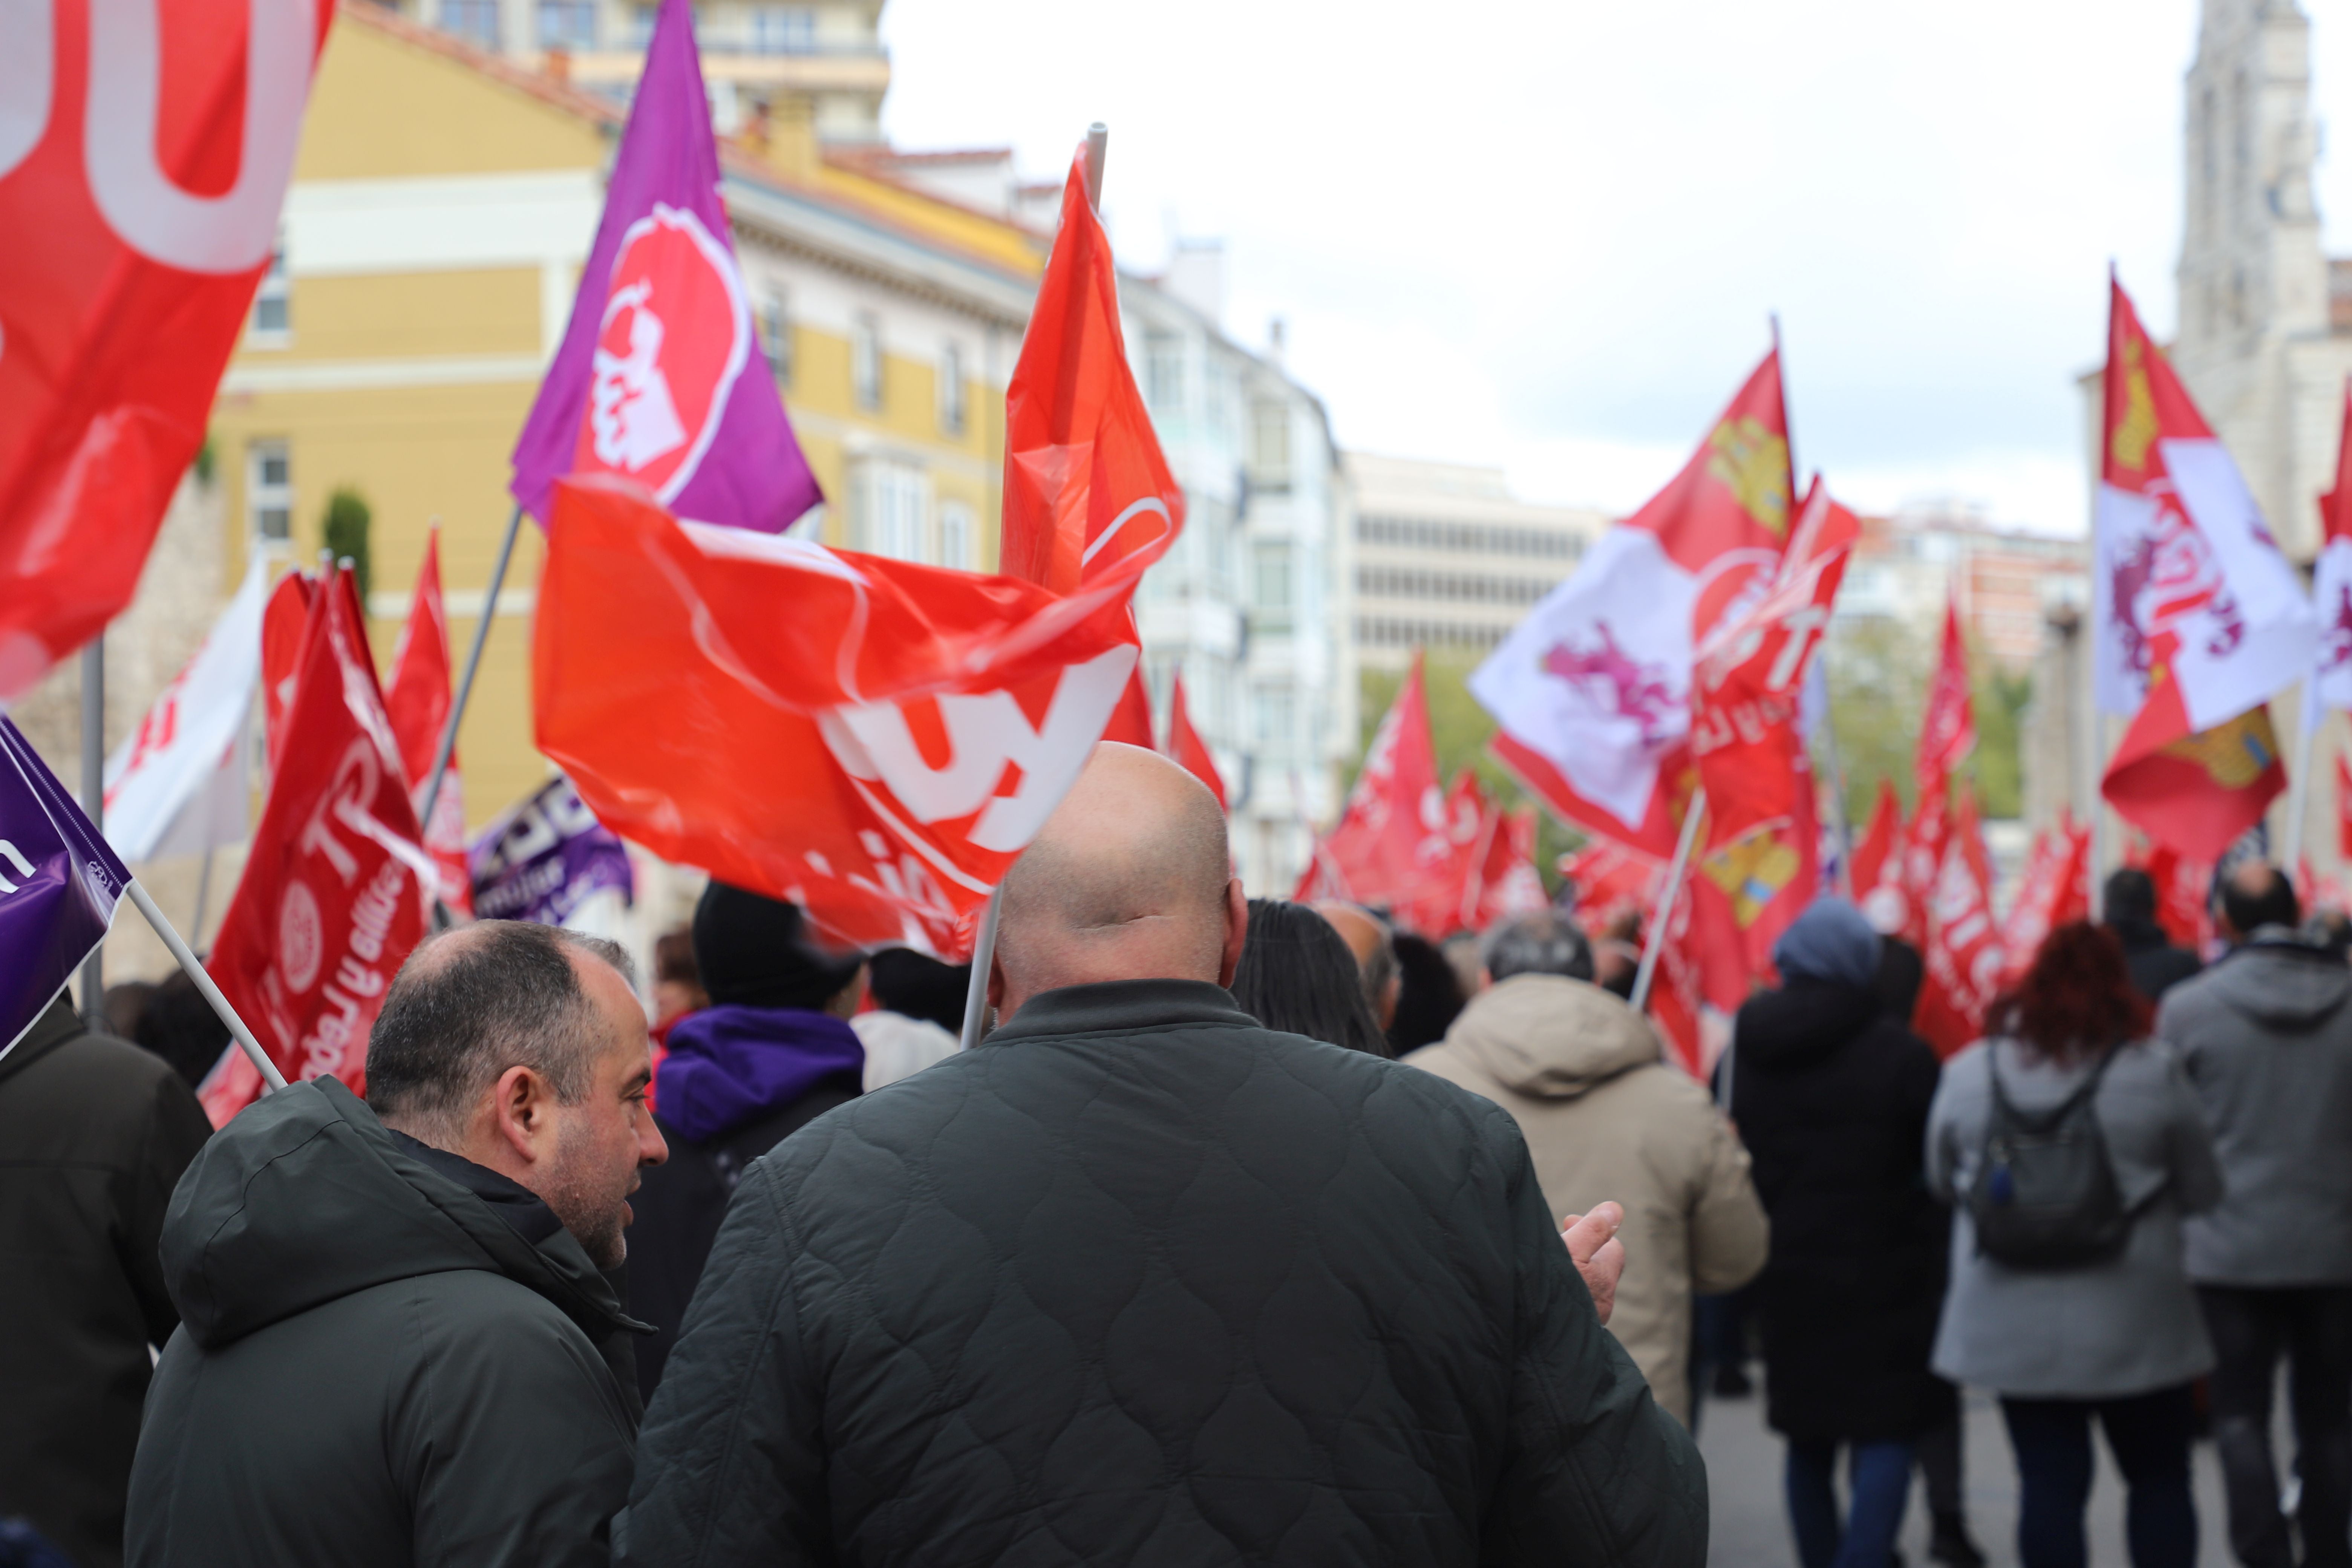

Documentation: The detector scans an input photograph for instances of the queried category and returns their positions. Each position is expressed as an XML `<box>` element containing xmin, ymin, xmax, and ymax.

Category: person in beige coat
<box><xmin>1406</xmin><ymin>912</ymin><xmax>1770</xmax><ymax>1424</ymax></box>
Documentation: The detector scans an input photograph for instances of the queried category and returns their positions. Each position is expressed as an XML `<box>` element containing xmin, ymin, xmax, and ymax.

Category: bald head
<box><xmin>990</xmin><ymin>743</ymin><xmax>1244</xmax><ymax>1019</ymax></box>
<box><xmin>2217</xmin><ymin>858</ymin><xmax>2299</xmax><ymax>942</ymax></box>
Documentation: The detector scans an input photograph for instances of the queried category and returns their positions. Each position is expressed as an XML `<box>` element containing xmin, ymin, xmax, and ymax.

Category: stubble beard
<box><xmin>543</xmin><ymin>1114</ymin><xmax>631</xmax><ymax>1269</ymax></box>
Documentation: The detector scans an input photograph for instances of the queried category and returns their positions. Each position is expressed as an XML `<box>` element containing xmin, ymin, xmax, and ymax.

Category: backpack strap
<box><xmin>1987</xmin><ymin>1039</ymin><xmax>2121</xmax><ymax>1136</ymax></box>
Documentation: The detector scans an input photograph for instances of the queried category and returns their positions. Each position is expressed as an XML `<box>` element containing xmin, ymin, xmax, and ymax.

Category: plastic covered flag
<box><xmin>0</xmin><ymin>720</ymin><xmax>131</xmax><ymax>1060</ymax></box>
<box><xmin>510</xmin><ymin>0</ymin><xmax>818</xmax><ymax>533</ymax></box>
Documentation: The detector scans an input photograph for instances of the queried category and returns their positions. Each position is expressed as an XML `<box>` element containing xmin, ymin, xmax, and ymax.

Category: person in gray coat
<box><xmin>1926</xmin><ymin>922</ymin><xmax>2222</xmax><ymax>1568</ymax></box>
<box><xmin>2159</xmin><ymin>863</ymin><xmax>2352</xmax><ymax>1568</ymax></box>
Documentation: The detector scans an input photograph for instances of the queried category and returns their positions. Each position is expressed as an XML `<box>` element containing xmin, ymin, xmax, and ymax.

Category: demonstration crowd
<box><xmin>6</xmin><ymin>742</ymin><xmax>2352</xmax><ymax>1568</ymax></box>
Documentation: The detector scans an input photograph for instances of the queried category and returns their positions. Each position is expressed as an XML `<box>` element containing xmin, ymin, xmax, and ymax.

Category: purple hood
<box><xmin>655</xmin><ymin>1005</ymin><xmax>864</xmax><ymax>1143</ymax></box>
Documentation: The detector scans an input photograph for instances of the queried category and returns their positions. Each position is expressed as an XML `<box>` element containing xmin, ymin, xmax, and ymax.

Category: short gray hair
<box><xmin>366</xmin><ymin>922</ymin><xmax>635</xmax><ymax>1139</ymax></box>
<box><xmin>1481</xmin><ymin>911</ymin><xmax>1593</xmax><ymax>984</ymax></box>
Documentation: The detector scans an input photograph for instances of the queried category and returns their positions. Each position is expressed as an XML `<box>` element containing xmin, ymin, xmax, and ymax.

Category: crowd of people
<box><xmin>6</xmin><ymin>742</ymin><xmax>2352</xmax><ymax>1568</ymax></box>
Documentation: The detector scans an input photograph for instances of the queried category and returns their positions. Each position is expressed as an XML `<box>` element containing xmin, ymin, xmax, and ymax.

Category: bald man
<box><xmin>619</xmin><ymin>744</ymin><xmax>1705</xmax><ymax>1568</ymax></box>
<box><xmin>1315</xmin><ymin>900</ymin><xmax>1403</xmax><ymax>1029</ymax></box>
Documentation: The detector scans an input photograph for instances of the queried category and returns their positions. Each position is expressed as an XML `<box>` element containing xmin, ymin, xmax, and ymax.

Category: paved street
<box><xmin>1698</xmin><ymin>1384</ymin><xmax>2237</xmax><ymax>1567</ymax></box>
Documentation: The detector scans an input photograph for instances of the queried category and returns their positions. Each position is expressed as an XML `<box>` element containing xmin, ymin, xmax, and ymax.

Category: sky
<box><xmin>879</xmin><ymin>0</ymin><xmax>2352</xmax><ymax>536</ymax></box>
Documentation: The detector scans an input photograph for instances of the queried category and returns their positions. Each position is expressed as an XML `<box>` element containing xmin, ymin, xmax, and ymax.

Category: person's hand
<box><xmin>1559</xmin><ymin>1202</ymin><xmax>1626</xmax><ymax>1324</ymax></box>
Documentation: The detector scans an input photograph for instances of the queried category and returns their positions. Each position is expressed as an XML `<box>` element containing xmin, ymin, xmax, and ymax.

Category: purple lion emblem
<box><xmin>1542</xmin><ymin>623</ymin><xmax>1678</xmax><ymax>747</ymax></box>
<box><xmin>2107</xmin><ymin>511</ymin><xmax>2246</xmax><ymax>676</ymax></box>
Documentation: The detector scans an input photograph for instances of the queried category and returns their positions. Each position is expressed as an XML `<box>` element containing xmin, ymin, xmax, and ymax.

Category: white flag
<box><xmin>103</xmin><ymin>558</ymin><xmax>265</xmax><ymax>862</ymax></box>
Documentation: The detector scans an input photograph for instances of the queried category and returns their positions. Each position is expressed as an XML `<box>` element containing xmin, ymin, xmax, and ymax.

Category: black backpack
<box><xmin>1966</xmin><ymin>1043</ymin><xmax>2132</xmax><ymax>1269</ymax></box>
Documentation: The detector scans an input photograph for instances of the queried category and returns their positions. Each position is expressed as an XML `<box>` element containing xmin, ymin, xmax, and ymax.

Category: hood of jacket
<box><xmin>1437</xmin><ymin>973</ymin><xmax>1659</xmax><ymax>1100</ymax></box>
<box><xmin>160</xmin><ymin>1076</ymin><xmax>634</xmax><ymax>1354</ymax></box>
<box><xmin>2203</xmin><ymin>939</ymin><xmax>2352</xmax><ymax>1031</ymax></box>
<box><xmin>1735</xmin><ymin>977</ymin><xmax>1883</xmax><ymax>1072</ymax></box>
<box><xmin>655</xmin><ymin>1004</ymin><xmax>865</xmax><ymax>1142</ymax></box>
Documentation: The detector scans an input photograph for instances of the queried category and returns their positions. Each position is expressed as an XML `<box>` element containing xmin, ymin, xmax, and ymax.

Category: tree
<box><xmin>1821</xmin><ymin>615</ymin><xmax>2031</xmax><ymax>825</ymax></box>
<box><xmin>323</xmin><ymin>487</ymin><xmax>372</xmax><ymax>608</ymax></box>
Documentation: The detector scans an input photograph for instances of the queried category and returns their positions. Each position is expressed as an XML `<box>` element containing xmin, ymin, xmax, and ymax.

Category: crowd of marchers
<box><xmin>5</xmin><ymin>747</ymin><xmax>2352</xmax><ymax>1568</ymax></box>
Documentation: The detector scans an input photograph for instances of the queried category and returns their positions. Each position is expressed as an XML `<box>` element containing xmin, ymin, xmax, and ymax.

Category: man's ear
<box><xmin>1218</xmin><ymin>877</ymin><xmax>1247</xmax><ymax>989</ymax></box>
<box><xmin>489</xmin><ymin>1063</ymin><xmax>554</xmax><ymax>1164</ymax></box>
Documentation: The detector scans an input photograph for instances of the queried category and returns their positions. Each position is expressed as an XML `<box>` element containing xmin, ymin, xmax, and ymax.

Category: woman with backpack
<box><xmin>1926</xmin><ymin>920</ymin><xmax>2223</xmax><ymax>1568</ymax></box>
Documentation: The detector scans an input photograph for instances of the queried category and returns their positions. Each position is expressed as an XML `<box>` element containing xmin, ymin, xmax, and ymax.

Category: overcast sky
<box><xmin>881</xmin><ymin>1</ymin><xmax>2352</xmax><ymax>535</ymax></box>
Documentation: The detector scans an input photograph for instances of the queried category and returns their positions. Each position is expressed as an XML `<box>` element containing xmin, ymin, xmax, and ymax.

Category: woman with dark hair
<box><xmin>1232</xmin><ymin>899</ymin><xmax>1392</xmax><ymax>1057</ymax></box>
<box><xmin>1927</xmin><ymin>921</ymin><xmax>2223</xmax><ymax>1568</ymax></box>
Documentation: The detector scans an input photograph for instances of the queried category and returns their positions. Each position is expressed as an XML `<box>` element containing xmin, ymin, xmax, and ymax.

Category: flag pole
<box><xmin>126</xmin><ymin>880</ymin><xmax>286</xmax><ymax>1092</ymax></box>
<box><xmin>191</xmin><ymin>843</ymin><xmax>215</xmax><ymax>951</ymax></box>
<box><xmin>2288</xmin><ymin>681</ymin><xmax>2319</xmax><ymax>879</ymax></box>
<box><xmin>79</xmin><ymin>637</ymin><xmax>104</xmax><ymax>1013</ymax></box>
<box><xmin>957</xmin><ymin>120</ymin><xmax>1111</xmax><ymax>1050</ymax></box>
<box><xmin>1771</xmin><ymin>311</ymin><xmax>1857</xmax><ymax>893</ymax></box>
<box><xmin>1630</xmin><ymin>787</ymin><xmax>1706</xmax><ymax>1013</ymax></box>
<box><xmin>420</xmin><ymin>502</ymin><xmax>523</xmax><ymax>830</ymax></box>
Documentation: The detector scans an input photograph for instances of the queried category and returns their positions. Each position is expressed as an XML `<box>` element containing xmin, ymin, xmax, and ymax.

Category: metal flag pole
<box><xmin>1771</xmin><ymin>310</ymin><xmax>1857</xmax><ymax>894</ymax></box>
<box><xmin>190</xmin><ymin>844</ymin><xmax>216</xmax><ymax>952</ymax></box>
<box><xmin>79</xmin><ymin>637</ymin><xmax>104</xmax><ymax>1014</ymax></box>
<box><xmin>127</xmin><ymin>880</ymin><xmax>286</xmax><ymax>1091</ymax></box>
<box><xmin>1629</xmin><ymin>787</ymin><xmax>1707</xmax><ymax>1014</ymax></box>
<box><xmin>2287</xmin><ymin>680</ymin><xmax>2320</xmax><ymax>879</ymax></box>
<box><xmin>956</xmin><ymin>121</ymin><xmax>1110</xmax><ymax>1051</ymax></box>
<box><xmin>420</xmin><ymin>502</ymin><xmax>524</xmax><ymax>830</ymax></box>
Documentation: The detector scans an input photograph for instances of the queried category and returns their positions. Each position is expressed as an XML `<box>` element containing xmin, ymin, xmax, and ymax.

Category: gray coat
<box><xmin>1926</xmin><ymin>1037</ymin><xmax>2222</xmax><ymax>1399</ymax></box>
<box><xmin>2158</xmin><ymin>937</ymin><xmax>2352</xmax><ymax>1286</ymax></box>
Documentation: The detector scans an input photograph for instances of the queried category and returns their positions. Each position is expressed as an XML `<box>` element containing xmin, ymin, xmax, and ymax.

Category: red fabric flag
<box><xmin>1852</xmin><ymin>779</ymin><xmax>1911</xmax><ymax>935</ymax></box>
<box><xmin>1650</xmin><ymin>867</ymin><xmax>1752</xmax><ymax>1078</ymax></box>
<box><xmin>1101</xmin><ymin>662</ymin><xmax>1155</xmax><ymax>749</ymax></box>
<box><xmin>1164</xmin><ymin>672</ymin><xmax>1227</xmax><ymax>810</ymax></box>
<box><xmin>1398</xmin><ymin>770</ymin><xmax>1488</xmax><ymax>937</ymax></box>
<box><xmin>2136</xmin><ymin>843</ymin><xmax>2216</xmax><ymax>953</ymax></box>
<box><xmin>1312</xmin><ymin>653</ymin><xmax>1443</xmax><ymax>909</ymax></box>
<box><xmin>534</xmin><ymin>476</ymin><xmax>1170</xmax><ymax>955</ymax></box>
<box><xmin>383</xmin><ymin>531</ymin><xmax>471</xmax><ymax>915</ymax></box>
<box><xmin>1565</xmin><ymin>839</ymin><xmax>1661</xmax><ymax>937</ymax></box>
<box><xmin>2000</xmin><ymin>815</ymin><xmax>2090</xmax><ymax>985</ymax></box>
<box><xmin>2338</xmin><ymin>752</ymin><xmax>2352</xmax><ymax>861</ymax></box>
<box><xmin>0</xmin><ymin>0</ymin><xmax>333</xmax><ymax>702</ymax></box>
<box><xmin>2102</xmin><ymin>639</ymin><xmax>2285</xmax><ymax>864</ymax></box>
<box><xmin>1916</xmin><ymin>786</ymin><xmax>2004</xmax><ymax>1057</ymax></box>
<box><xmin>1919</xmin><ymin>596</ymin><xmax>1977</xmax><ymax>796</ymax></box>
<box><xmin>1692</xmin><ymin>766</ymin><xmax>1822</xmax><ymax>982</ymax></box>
<box><xmin>260</xmin><ymin>568</ymin><xmax>316</xmax><ymax>777</ymax></box>
<box><xmin>1692</xmin><ymin>480</ymin><xmax>1858</xmax><ymax>850</ymax></box>
<box><xmin>1467</xmin><ymin>806</ymin><xmax>1550</xmax><ymax>932</ymax></box>
<box><xmin>1483</xmin><ymin>351</ymin><xmax>1794</xmax><ymax>857</ymax></box>
<box><xmin>203</xmin><ymin>578</ymin><xmax>433</xmax><ymax>1125</ymax></box>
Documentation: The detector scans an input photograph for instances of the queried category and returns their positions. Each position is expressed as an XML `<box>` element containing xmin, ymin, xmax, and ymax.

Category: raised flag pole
<box><xmin>1772</xmin><ymin>311</ymin><xmax>1857</xmax><ymax>893</ymax></box>
<box><xmin>1629</xmin><ymin>786</ymin><xmax>1707</xmax><ymax>1013</ymax></box>
<box><xmin>957</xmin><ymin>121</ymin><xmax>1110</xmax><ymax>1052</ymax></box>
<box><xmin>2287</xmin><ymin>682</ymin><xmax>2320</xmax><ymax>878</ymax></box>
<box><xmin>420</xmin><ymin>503</ymin><xmax>524</xmax><ymax>833</ymax></box>
<box><xmin>126</xmin><ymin>881</ymin><xmax>287</xmax><ymax>1091</ymax></box>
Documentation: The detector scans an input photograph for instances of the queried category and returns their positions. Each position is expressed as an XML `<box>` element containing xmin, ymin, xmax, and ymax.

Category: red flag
<box><xmin>261</xmin><ymin>568</ymin><xmax>316</xmax><ymax>776</ymax></box>
<box><xmin>1651</xmin><ymin>864</ymin><xmax>1752</xmax><ymax>1078</ymax></box>
<box><xmin>1101</xmin><ymin>662</ymin><xmax>1155</xmax><ymax>749</ymax></box>
<box><xmin>2338</xmin><ymin>752</ymin><xmax>2352</xmax><ymax>861</ymax></box>
<box><xmin>1312</xmin><ymin>653</ymin><xmax>1443</xmax><ymax>908</ymax></box>
<box><xmin>1484</xmin><ymin>351</ymin><xmax>1795</xmax><ymax>857</ymax></box>
<box><xmin>2136</xmin><ymin>842</ymin><xmax>2216</xmax><ymax>953</ymax></box>
<box><xmin>1165</xmin><ymin>672</ymin><xmax>1227</xmax><ymax>810</ymax></box>
<box><xmin>2102</xmin><ymin>639</ymin><xmax>2285</xmax><ymax>863</ymax></box>
<box><xmin>1916</xmin><ymin>786</ymin><xmax>2004</xmax><ymax>1057</ymax></box>
<box><xmin>1565</xmin><ymin>839</ymin><xmax>1661</xmax><ymax>936</ymax></box>
<box><xmin>0</xmin><ymin>0</ymin><xmax>333</xmax><ymax>702</ymax></box>
<box><xmin>1468</xmin><ymin>805</ymin><xmax>1550</xmax><ymax>931</ymax></box>
<box><xmin>1692</xmin><ymin>480</ymin><xmax>1858</xmax><ymax>849</ymax></box>
<box><xmin>2000</xmin><ymin>815</ymin><xmax>2090</xmax><ymax>984</ymax></box>
<box><xmin>1398</xmin><ymin>770</ymin><xmax>1488</xmax><ymax>937</ymax></box>
<box><xmin>1693</xmin><ymin>769</ymin><xmax>1821</xmax><ymax>981</ymax></box>
<box><xmin>1852</xmin><ymin>779</ymin><xmax>1910</xmax><ymax>934</ymax></box>
<box><xmin>203</xmin><ymin>579</ymin><xmax>433</xmax><ymax>1125</ymax></box>
<box><xmin>1919</xmin><ymin>596</ymin><xmax>1977</xmax><ymax>796</ymax></box>
<box><xmin>383</xmin><ymin>531</ymin><xmax>471</xmax><ymax>915</ymax></box>
<box><xmin>534</xmin><ymin>475</ymin><xmax>1168</xmax><ymax>955</ymax></box>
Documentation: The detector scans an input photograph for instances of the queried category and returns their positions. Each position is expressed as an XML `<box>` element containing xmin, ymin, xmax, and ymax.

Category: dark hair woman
<box><xmin>1232</xmin><ymin>899</ymin><xmax>1392</xmax><ymax>1057</ymax></box>
<box><xmin>1925</xmin><ymin>922</ymin><xmax>2222</xmax><ymax>1568</ymax></box>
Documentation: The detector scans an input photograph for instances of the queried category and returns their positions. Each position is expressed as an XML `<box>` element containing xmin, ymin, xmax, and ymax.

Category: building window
<box><xmin>852</xmin><ymin>314</ymin><xmax>884</xmax><ymax>411</ymax></box>
<box><xmin>248</xmin><ymin>234</ymin><xmax>290</xmax><ymax>343</ymax></box>
<box><xmin>757</xmin><ymin>286</ymin><xmax>792</xmax><ymax>384</ymax></box>
<box><xmin>1252</xmin><ymin>541</ymin><xmax>1292</xmax><ymax>628</ymax></box>
<box><xmin>1255</xmin><ymin>685</ymin><xmax>1296</xmax><ymax>752</ymax></box>
<box><xmin>1250</xmin><ymin>400</ymin><xmax>1291</xmax><ymax>489</ymax></box>
<box><xmin>248</xmin><ymin>441</ymin><xmax>292</xmax><ymax>543</ymax></box>
<box><xmin>441</xmin><ymin>0</ymin><xmax>500</xmax><ymax>45</ymax></box>
<box><xmin>626</xmin><ymin>3</ymin><xmax>655</xmax><ymax>46</ymax></box>
<box><xmin>938</xmin><ymin>501</ymin><xmax>974</xmax><ymax>571</ymax></box>
<box><xmin>851</xmin><ymin>459</ymin><xmax>928</xmax><ymax>561</ymax></box>
<box><xmin>750</xmin><ymin>5</ymin><xmax>815</xmax><ymax>53</ymax></box>
<box><xmin>1145</xmin><ymin>333</ymin><xmax>1184</xmax><ymax>413</ymax></box>
<box><xmin>537</xmin><ymin>0</ymin><xmax>595</xmax><ymax>50</ymax></box>
<box><xmin>937</xmin><ymin>340</ymin><xmax>966</xmax><ymax>437</ymax></box>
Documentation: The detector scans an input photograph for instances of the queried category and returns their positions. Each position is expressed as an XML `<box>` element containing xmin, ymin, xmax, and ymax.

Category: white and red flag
<box><xmin>2340</xmin><ymin>752</ymin><xmax>2352</xmax><ymax>861</ymax></box>
<box><xmin>2310</xmin><ymin>381</ymin><xmax>2352</xmax><ymax>721</ymax></box>
<box><xmin>0</xmin><ymin>0</ymin><xmax>331</xmax><ymax>701</ymax></box>
<box><xmin>1897</xmin><ymin>599</ymin><xmax>1977</xmax><ymax>946</ymax></box>
<box><xmin>1852</xmin><ymin>779</ymin><xmax>1910</xmax><ymax>936</ymax></box>
<box><xmin>1164</xmin><ymin>673</ymin><xmax>1227</xmax><ymax>810</ymax></box>
<box><xmin>383</xmin><ymin>532</ymin><xmax>471</xmax><ymax>915</ymax></box>
<box><xmin>204</xmin><ymin>577</ymin><xmax>434</xmax><ymax>1125</ymax></box>
<box><xmin>1916</xmin><ymin>786</ymin><xmax>2004</xmax><ymax>1057</ymax></box>
<box><xmin>1475</xmin><ymin>351</ymin><xmax>1793</xmax><ymax>856</ymax></box>
<box><xmin>1564</xmin><ymin>838</ymin><xmax>1661</xmax><ymax>936</ymax></box>
<box><xmin>102</xmin><ymin>557</ymin><xmax>266</xmax><ymax>864</ymax></box>
<box><xmin>2000</xmin><ymin>814</ymin><xmax>2090</xmax><ymax>985</ymax></box>
<box><xmin>2093</xmin><ymin>277</ymin><xmax>2312</xmax><ymax>726</ymax></box>
<box><xmin>1303</xmin><ymin>654</ymin><xmax>1443</xmax><ymax>908</ymax></box>
<box><xmin>1399</xmin><ymin>770</ymin><xmax>1489</xmax><ymax>938</ymax></box>
<box><xmin>1467</xmin><ymin>805</ymin><xmax>1549</xmax><ymax>932</ymax></box>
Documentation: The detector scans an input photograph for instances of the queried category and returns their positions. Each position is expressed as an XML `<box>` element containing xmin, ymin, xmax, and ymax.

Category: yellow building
<box><xmin>210</xmin><ymin>0</ymin><xmax>1043</xmax><ymax>829</ymax></box>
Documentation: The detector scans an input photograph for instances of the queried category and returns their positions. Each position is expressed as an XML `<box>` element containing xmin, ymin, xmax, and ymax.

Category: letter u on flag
<box><xmin>0</xmin><ymin>719</ymin><xmax>131</xmax><ymax>1060</ymax></box>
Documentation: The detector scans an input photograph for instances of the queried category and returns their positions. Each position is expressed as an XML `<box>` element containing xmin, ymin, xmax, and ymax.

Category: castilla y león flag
<box><xmin>0</xmin><ymin>0</ymin><xmax>332</xmax><ymax>700</ymax></box>
<box><xmin>510</xmin><ymin>0</ymin><xmax>818</xmax><ymax>533</ymax></box>
<box><xmin>204</xmin><ymin>580</ymin><xmax>433</xmax><ymax>1125</ymax></box>
<box><xmin>1474</xmin><ymin>351</ymin><xmax>1794</xmax><ymax>856</ymax></box>
<box><xmin>2102</xmin><ymin>643</ymin><xmax>2286</xmax><ymax>864</ymax></box>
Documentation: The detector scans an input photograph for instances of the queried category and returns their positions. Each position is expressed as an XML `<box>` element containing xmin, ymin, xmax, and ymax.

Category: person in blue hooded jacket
<box><xmin>625</xmin><ymin>881</ymin><xmax>867</xmax><ymax>1400</ymax></box>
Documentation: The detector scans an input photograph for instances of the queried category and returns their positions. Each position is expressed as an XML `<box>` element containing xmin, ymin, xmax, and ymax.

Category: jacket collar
<box><xmin>988</xmin><ymin>978</ymin><xmax>1257</xmax><ymax>1044</ymax></box>
<box><xmin>0</xmin><ymin>993</ymin><xmax>89</xmax><ymax>1087</ymax></box>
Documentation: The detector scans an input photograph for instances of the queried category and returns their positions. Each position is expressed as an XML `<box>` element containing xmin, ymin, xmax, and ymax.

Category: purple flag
<box><xmin>509</xmin><ymin>0</ymin><xmax>821</xmax><ymax>533</ymax></box>
<box><xmin>469</xmin><ymin>776</ymin><xmax>635</xmax><ymax>926</ymax></box>
<box><xmin>0</xmin><ymin>719</ymin><xmax>130</xmax><ymax>1060</ymax></box>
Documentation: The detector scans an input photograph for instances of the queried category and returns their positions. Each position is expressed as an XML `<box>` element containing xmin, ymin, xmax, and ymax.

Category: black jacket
<box><xmin>2110</xmin><ymin>917</ymin><xmax>2202</xmax><ymax>1005</ymax></box>
<box><xmin>1731</xmin><ymin>979</ymin><xmax>1949</xmax><ymax>1442</ymax></box>
<box><xmin>0</xmin><ymin>998</ymin><xmax>211</xmax><ymax>1568</ymax></box>
<box><xmin>126</xmin><ymin>1078</ymin><xmax>644</xmax><ymax>1567</ymax></box>
<box><xmin>616</xmin><ymin>979</ymin><xmax>1706</xmax><ymax>1567</ymax></box>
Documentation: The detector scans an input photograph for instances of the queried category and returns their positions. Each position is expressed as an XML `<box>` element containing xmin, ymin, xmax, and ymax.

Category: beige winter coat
<box><xmin>1406</xmin><ymin>973</ymin><xmax>1770</xmax><ymax>1424</ymax></box>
